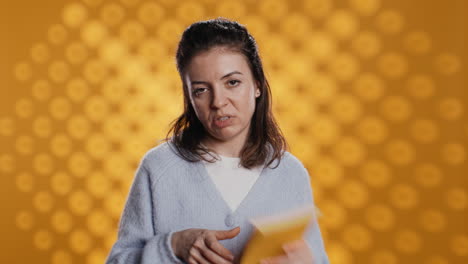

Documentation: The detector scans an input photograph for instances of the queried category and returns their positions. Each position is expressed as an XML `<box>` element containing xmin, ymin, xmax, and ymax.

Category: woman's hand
<box><xmin>171</xmin><ymin>226</ymin><xmax>240</xmax><ymax>264</ymax></box>
<box><xmin>260</xmin><ymin>239</ymin><xmax>315</xmax><ymax>264</ymax></box>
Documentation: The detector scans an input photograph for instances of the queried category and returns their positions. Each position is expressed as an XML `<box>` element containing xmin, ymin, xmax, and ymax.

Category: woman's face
<box><xmin>184</xmin><ymin>46</ymin><xmax>260</xmax><ymax>145</ymax></box>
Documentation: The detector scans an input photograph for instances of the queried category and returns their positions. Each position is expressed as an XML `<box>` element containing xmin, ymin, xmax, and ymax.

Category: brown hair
<box><xmin>164</xmin><ymin>17</ymin><xmax>288</xmax><ymax>169</ymax></box>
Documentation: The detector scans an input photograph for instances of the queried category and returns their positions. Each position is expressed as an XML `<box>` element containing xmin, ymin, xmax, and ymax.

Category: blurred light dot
<box><xmin>378</xmin><ymin>52</ymin><xmax>408</xmax><ymax>79</ymax></box>
<box><xmin>137</xmin><ymin>2</ymin><xmax>164</xmax><ymax>27</ymax></box>
<box><xmin>120</xmin><ymin>0</ymin><xmax>141</xmax><ymax>6</ymax></box>
<box><xmin>376</xmin><ymin>9</ymin><xmax>404</xmax><ymax>34</ymax></box>
<box><xmin>341</xmin><ymin>224</ymin><xmax>372</xmax><ymax>251</ymax></box>
<box><xmin>49</xmin><ymin>97</ymin><xmax>72</xmax><ymax>120</ymax></box>
<box><xmin>104</xmin><ymin>190</ymin><xmax>126</xmax><ymax>218</ymax></box>
<box><xmin>69</xmin><ymin>190</ymin><xmax>93</xmax><ymax>216</ymax></box>
<box><xmin>333</xmin><ymin>137</ymin><xmax>366</xmax><ymax>166</ymax></box>
<box><xmin>215</xmin><ymin>0</ymin><xmax>246</xmax><ymax>21</ymax></box>
<box><xmin>83</xmin><ymin>59</ymin><xmax>109</xmax><ymax>84</ymax></box>
<box><xmin>425</xmin><ymin>255</ymin><xmax>448</xmax><ymax>264</ymax></box>
<box><xmin>50</xmin><ymin>171</ymin><xmax>73</xmax><ymax>196</ymax></box>
<box><xmin>15</xmin><ymin>171</ymin><xmax>34</xmax><ymax>192</ymax></box>
<box><xmin>338</xmin><ymin>179</ymin><xmax>369</xmax><ymax>209</ymax></box>
<box><xmin>351</xmin><ymin>31</ymin><xmax>381</xmax><ymax>59</ymax></box>
<box><xmin>407</xmin><ymin>75</ymin><xmax>436</xmax><ymax>100</ymax></box>
<box><xmin>410</xmin><ymin>119</ymin><xmax>439</xmax><ymax>143</ymax></box>
<box><xmin>446</xmin><ymin>187</ymin><xmax>467</xmax><ymax>211</ymax></box>
<box><xmin>355</xmin><ymin>116</ymin><xmax>388</xmax><ymax>144</ymax></box>
<box><xmin>404</xmin><ymin>31</ymin><xmax>431</xmax><ymax>54</ymax></box>
<box><xmin>394</xmin><ymin>229</ymin><xmax>422</xmax><ymax>254</ymax></box>
<box><xmin>50</xmin><ymin>133</ymin><xmax>73</xmax><ymax>158</ymax></box>
<box><xmin>0</xmin><ymin>154</ymin><xmax>15</xmax><ymax>173</ymax></box>
<box><xmin>308</xmin><ymin>74</ymin><xmax>338</xmax><ymax>103</ymax></box>
<box><xmin>119</xmin><ymin>21</ymin><xmax>146</xmax><ymax>48</ymax></box>
<box><xmin>65</xmin><ymin>42</ymin><xmax>89</xmax><ymax>65</ymax></box>
<box><xmin>258</xmin><ymin>0</ymin><xmax>288</xmax><ymax>22</ymax></box>
<box><xmin>33</xmin><ymin>229</ymin><xmax>54</xmax><ymax>250</ymax></box>
<box><xmin>15</xmin><ymin>97</ymin><xmax>34</xmax><ymax>118</ymax></box>
<box><xmin>413</xmin><ymin>163</ymin><xmax>442</xmax><ymax>188</ymax></box>
<box><xmin>438</xmin><ymin>97</ymin><xmax>463</xmax><ymax>120</ymax></box>
<box><xmin>419</xmin><ymin>209</ymin><xmax>446</xmax><ymax>233</ymax></box>
<box><xmin>434</xmin><ymin>53</ymin><xmax>461</xmax><ymax>75</ymax></box>
<box><xmin>13</xmin><ymin>61</ymin><xmax>33</xmax><ymax>82</ymax></box>
<box><xmin>15</xmin><ymin>210</ymin><xmax>35</xmax><ymax>231</ymax></box>
<box><xmin>326</xmin><ymin>242</ymin><xmax>353</xmax><ymax>264</ymax></box>
<box><xmin>365</xmin><ymin>204</ymin><xmax>395</xmax><ymax>231</ymax></box>
<box><xmin>100</xmin><ymin>3</ymin><xmax>126</xmax><ymax>27</ymax></box>
<box><xmin>320</xmin><ymin>200</ymin><xmax>347</xmax><ymax>230</ymax></box>
<box><xmin>51</xmin><ymin>250</ymin><xmax>73</xmax><ymax>264</ymax></box>
<box><xmin>33</xmin><ymin>191</ymin><xmax>55</xmax><ymax>213</ymax></box>
<box><xmin>68</xmin><ymin>152</ymin><xmax>92</xmax><ymax>178</ymax></box>
<box><xmin>84</xmin><ymin>95</ymin><xmax>110</xmax><ymax>122</ymax></box>
<box><xmin>352</xmin><ymin>72</ymin><xmax>385</xmax><ymax>101</ymax></box>
<box><xmin>33</xmin><ymin>153</ymin><xmax>55</xmax><ymax>175</ymax></box>
<box><xmin>0</xmin><ymin>117</ymin><xmax>15</xmax><ymax>136</ymax></box>
<box><xmin>87</xmin><ymin>209</ymin><xmax>112</xmax><ymax>237</ymax></box>
<box><xmin>98</xmin><ymin>38</ymin><xmax>128</xmax><ymax>65</ymax></box>
<box><xmin>102</xmin><ymin>115</ymin><xmax>129</xmax><ymax>141</ymax></box>
<box><xmin>389</xmin><ymin>183</ymin><xmax>419</xmax><ymax>210</ymax></box>
<box><xmin>81</xmin><ymin>20</ymin><xmax>109</xmax><ymax>47</ymax></box>
<box><xmin>63</xmin><ymin>2</ymin><xmax>88</xmax><ymax>28</ymax></box>
<box><xmin>51</xmin><ymin>209</ymin><xmax>73</xmax><ymax>234</ymax></box>
<box><xmin>67</xmin><ymin>114</ymin><xmax>91</xmax><ymax>139</ymax></box>
<box><xmin>360</xmin><ymin>160</ymin><xmax>391</xmax><ymax>187</ymax></box>
<box><xmin>309</xmin><ymin>114</ymin><xmax>340</xmax><ymax>145</ymax></box>
<box><xmin>303</xmin><ymin>0</ymin><xmax>333</xmax><ymax>19</ymax></box>
<box><xmin>86</xmin><ymin>171</ymin><xmax>112</xmax><ymax>199</ymax></box>
<box><xmin>385</xmin><ymin>139</ymin><xmax>415</xmax><ymax>166</ymax></box>
<box><xmin>328</xmin><ymin>52</ymin><xmax>360</xmax><ymax>81</ymax></box>
<box><xmin>66</xmin><ymin>78</ymin><xmax>90</xmax><ymax>102</ymax></box>
<box><xmin>330</xmin><ymin>94</ymin><xmax>362</xmax><ymax>124</ymax></box>
<box><xmin>313</xmin><ymin>157</ymin><xmax>343</xmax><ymax>188</ymax></box>
<box><xmin>380</xmin><ymin>96</ymin><xmax>412</xmax><ymax>122</ymax></box>
<box><xmin>349</xmin><ymin>0</ymin><xmax>381</xmax><ymax>16</ymax></box>
<box><xmin>304</xmin><ymin>31</ymin><xmax>337</xmax><ymax>62</ymax></box>
<box><xmin>69</xmin><ymin>229</ymin><xmax>93</xmax><ymax>254</ymax></box>
<box><xmin>326</xmin><ymin>10</ymin><xmax>359</xmax><ymax>40</ymax></box>
<box><xmin>47</xmin><ymin>24</ymin><xmax>68</xmax><ymax>45</ymax></box>
<box><xmin>32</xmin><ymin>80</ymin><xmax>52</xmax><ymax>101</ymax></box>
<box><xmin>156</xmin><ymin>19</ymin><xmax>184</xmax><ymax>45</ymax></box>
<box><xmin>86</xmin><ymin>133</ymin><xmax>112</xmax><ymax>159</ymax></box>
<box><xmin>48</xmin><ymin>60</ymin><xmax>70</xmax><ymax>83</ymax></box>
<box><xmin>451</xmin><ymin>234</ymin><xmax>468</xmax><ymax>256</ymax></box>
<box><xmin>86</xmin><ymin>248</ymin><xmax>107</xmax><ymax>264</ymax></box>
<box><xmin>441</xmin><ymin>143</ymin><xmax>465</xmax><ymax>165</ymax></box>
<box><xmin>370</xmin><ymin>249</ymin><xmax>398</xmax><ymax>264</ymax></box>
<box><xmin>30</xmin><ymin>42</ymin><xmax>50</xmax><ymax>63</ymax></box>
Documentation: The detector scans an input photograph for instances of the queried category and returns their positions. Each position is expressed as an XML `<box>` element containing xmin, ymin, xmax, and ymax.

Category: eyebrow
<box><xmin>190</xmin><ymin>71</ymin><xmax>243</xmax><ymax>85</ymax></box>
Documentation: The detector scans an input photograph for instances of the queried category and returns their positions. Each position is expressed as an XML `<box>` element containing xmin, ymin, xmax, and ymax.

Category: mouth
<box><xmin>213</xmin><ymin>115</ymin><xmax>234</xmax><ymax>128</ymax></box>
<box><xmin>216</xmin><ymin>116</ymin><xmax>232</xmax><ymax>121</ymax></box>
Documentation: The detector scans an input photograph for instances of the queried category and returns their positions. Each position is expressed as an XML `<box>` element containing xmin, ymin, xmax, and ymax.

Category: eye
<box><xmin>193</xmin><ymin>88</ymin><xmax>207</xmax><ymax>96</ymax></box>
<box><xmin>227</xmin><ymin>80</ymin><xmax>241</xmax><ymax>87</ymax></box>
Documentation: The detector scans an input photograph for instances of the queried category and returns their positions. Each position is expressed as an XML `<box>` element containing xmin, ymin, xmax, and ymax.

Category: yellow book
<box><xmin>240</xmin><ymin>204</ymin><xmax>316</xmax><ymax>264</ymax></box>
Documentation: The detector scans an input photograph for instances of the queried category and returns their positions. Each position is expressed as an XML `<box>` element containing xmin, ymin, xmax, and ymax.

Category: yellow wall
<box><xmin>1</xmin><ymin>0</ymin><xmax>466</xmax><ymax>263</ymax></box>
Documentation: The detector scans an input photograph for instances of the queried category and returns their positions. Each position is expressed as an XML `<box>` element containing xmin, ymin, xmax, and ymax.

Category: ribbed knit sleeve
<box><xmin>105</xmin><ymin>158</ymin><xmax>184</xmax><ymax>264</ymax></box>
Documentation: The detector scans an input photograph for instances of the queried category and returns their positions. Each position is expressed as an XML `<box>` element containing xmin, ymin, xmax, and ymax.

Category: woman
<box><xmin>106</xmin><ymin>18</ymin><xmax>329</xmax><ymax>264</ymax></box>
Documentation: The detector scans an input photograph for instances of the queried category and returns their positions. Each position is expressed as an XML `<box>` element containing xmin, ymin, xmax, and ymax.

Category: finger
<box><xmin>214</xmin><ymin>226</ymin><xmax>241</xmax><ymax>240</ymax></box>
<box><xmin>205</xmin><ymin>237</ymin><xmax>234</xmax><ymax>261</ymax></box>
<box><xmin>260</xmin><ymin>254</ymin><xmax>289</xmax><ymax>264</ymax></box>
<box><xmin>189</xmin><ymin>247</ymin><xmax>210</xmax><ymax>264</ymax></box>
<box><xmin>282</xmin><ymin>239</ymin><xmax>306</xmax><ymax>253</ymax></box>
<box><xmin>199</xmin><ymin>246</ymin><xmax>233</xmax><ymax>264</ymax></box>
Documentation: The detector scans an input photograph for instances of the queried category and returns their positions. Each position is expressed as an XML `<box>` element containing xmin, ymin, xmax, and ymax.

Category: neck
<box><xmin>201</xmin><ymin>135</ymin><xmax>247</xmax><ymax>158</ymax></box>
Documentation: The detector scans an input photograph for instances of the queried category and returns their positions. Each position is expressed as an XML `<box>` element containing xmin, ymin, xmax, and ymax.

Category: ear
<box><xmin>255</xmin><ymin>82</ymin><xmax>261</xmax><ymax>98</ymax></box>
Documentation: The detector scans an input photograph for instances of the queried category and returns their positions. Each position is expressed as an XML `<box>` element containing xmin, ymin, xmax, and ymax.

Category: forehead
<box><xmin>185</xmin><ymin>47</ymin><xmax>251</xmax><ymax>80</ymax></box>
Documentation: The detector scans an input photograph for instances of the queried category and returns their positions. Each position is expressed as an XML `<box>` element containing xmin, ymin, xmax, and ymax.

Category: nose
<box><xmin>210</xmin><ymin>87</ymin><xmax>228</xmax><ymax>109</ymax></box>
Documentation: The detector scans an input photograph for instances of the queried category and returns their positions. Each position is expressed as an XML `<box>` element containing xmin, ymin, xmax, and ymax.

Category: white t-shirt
<box><xmin>202</xmin><ymin>154</ymin><xmax>263</xmax><ymax>212</ymax></box>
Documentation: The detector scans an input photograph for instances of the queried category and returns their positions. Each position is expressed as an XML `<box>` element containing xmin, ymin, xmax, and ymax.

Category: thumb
<box><xmin>215</xmin><ymin>226</ymin><xmax>241</xmax><ymax>240</ymax></box>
